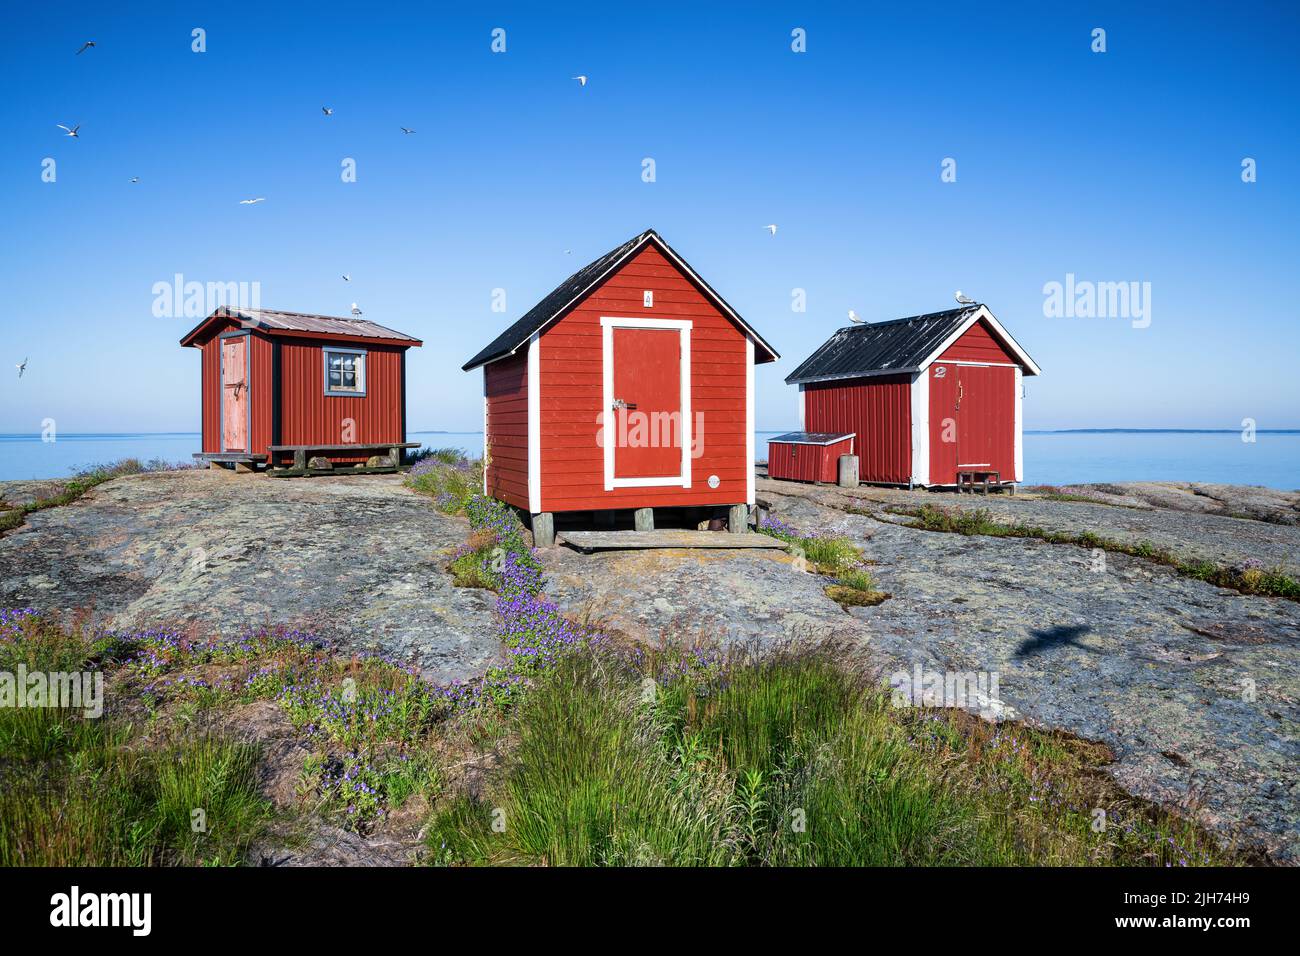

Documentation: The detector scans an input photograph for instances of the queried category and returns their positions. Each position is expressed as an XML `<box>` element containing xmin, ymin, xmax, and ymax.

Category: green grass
<box><xmin>897</xmin><ymin>504</ymin><xmax>1300</xmax><ymax>601</ymax></box>
<box><xmin>405</xmin><ymin>450</ymin><xmax>483</xmax><ymax>515</ymax></box>
<box><xmin>425</xmin><ymin>643</ymin><xmax>1235</xmax><ymax>867</ymax></box>
<box><xmin>0</xmin><ymin>614</ymin><xmax>271</xmax><ymax>865</ymax></box>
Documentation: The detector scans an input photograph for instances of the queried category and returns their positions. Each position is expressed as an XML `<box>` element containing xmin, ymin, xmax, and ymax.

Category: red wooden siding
<box><xmin>802</xmin><ymin>375</ymin><xmax>911</xmax><ymax>483</ymax></box>
<box><xmin>767</xmin><ymin>436</ymin><xmax>854</xmax><ymax>483</ymax></box>
<box><xmin>937</xmin><ymin>319</ymin><xmax>1016</xmax><ymax>364</ymax></box>
<box><xmin>536</xmin><ymin>244</ymin><xmax>750</xmax><ymax>513</ymax></box>
<box><xmin>484</xmin><ymin>353</ymin><xmax>529</xmax><ymax>510</ymax></box>
<box><xmin>276</xmin><ymin>340</ymin><xmax>404</xmax><ymax>454</ymax></box>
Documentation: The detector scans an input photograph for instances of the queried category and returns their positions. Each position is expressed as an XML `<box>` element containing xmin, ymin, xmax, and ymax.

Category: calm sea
<box><xmin>0</xmin><ymin>430</ymin><xmax>1295</xmax><ymax>490</ymax></box>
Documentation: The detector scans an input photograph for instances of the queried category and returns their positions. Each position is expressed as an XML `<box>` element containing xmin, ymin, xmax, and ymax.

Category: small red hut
<box><xmin>463</xmin><ymin>228</ymin><xmax>779</xmax><ymax>543</ymax></box>
<box><xmin>180</xmin><ymin>306</ymin><xmax>422</xmax><ymax>470</ymax></box>
<box><xmin>781</xmin><ymin>305</ymin><xmax>1040</xmax><ymax>489</ymax></box>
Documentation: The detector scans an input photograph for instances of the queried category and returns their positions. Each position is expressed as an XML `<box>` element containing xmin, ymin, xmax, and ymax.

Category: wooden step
<box><xmin>559</xmin><ymin>530</ymin><xmax>789</xmax><ymax>552</ymax></box>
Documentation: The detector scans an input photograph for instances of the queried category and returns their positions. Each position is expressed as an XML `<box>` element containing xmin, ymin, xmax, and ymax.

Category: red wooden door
<box><xmin>612</xmin><ymin>327</ymin><xmax>681</xmax><ymax>478</ymax></box>
<box><xmin>222</xmin><ymin>336</ymin><xmax>249</xmax><ymax>452</ymax></box>
<box><xmin>928</xmin><ymin>363</ymin><xmax>959</xmax><ymax>484</ymax></box>
<box><xmin>956</xmin><ymin>365</ymin><xmax>1014</xmax><ymax>477</ymax></box>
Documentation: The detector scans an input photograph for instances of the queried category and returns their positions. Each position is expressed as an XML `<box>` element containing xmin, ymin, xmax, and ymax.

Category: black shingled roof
<box><xmin>784</xmin><ymin>306</ymin><xmax>988</xmax><ymax>384</ymax></box>
<box><xmin>462</xmin><ymin>229</ymin><xmax>777</xmax><ymax>371</ymax></box>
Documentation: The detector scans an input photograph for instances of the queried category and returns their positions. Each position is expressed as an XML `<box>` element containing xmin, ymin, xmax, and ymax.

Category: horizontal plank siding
<box><xmin>484</xmin><ymin>353</ymin><xmax>530</xmax><ymax>511</ymax></box>
<box><xmin>803</xmin><ymin>375</ymin><xmax>911</xmax><ymax>483</ymax></box>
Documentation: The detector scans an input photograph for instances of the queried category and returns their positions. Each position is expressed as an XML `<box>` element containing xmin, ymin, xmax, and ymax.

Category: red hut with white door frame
<box><xmin>781</xmin><ymin>305</ymin><xmax>1040</xmax><ymax>489</ymax></box>
<box><xmin>180</xmin><ymin>307</ymin><xmax>422</xmax><ymax>470</ymax></box>
<box><xmin>462</xmin><ymin>229</ymin><xmax>780</xmax><ymax>543</ymax></box>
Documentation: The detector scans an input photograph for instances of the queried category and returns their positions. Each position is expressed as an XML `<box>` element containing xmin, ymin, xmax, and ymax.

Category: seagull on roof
<box><xmin>399</xmin><ymin>127</ymin><xmax>415</xmax><ymax>134</ymax></box>
<box><xmin>955</xmin><ymin>291</ymin><xmax>976</xmax><ymax>305</ymax></box>
<box><xmin>350</xmin><ymin>303</ymin><xmax>363</xmax><ymax>316</ymax></box>
<box><xmin>16</xmin><ymin>357</ymin><xmax>28</xmax><ymax>378</ymax></box>
<box><xmin>764</xmin><ymin>224</ymin><xmax>777</xmax><ymax>236</ymax></box>
<box><xmin>572</xmin><ymin>75</ymin><xmax>588</xmax><ymax>86</ymax></box>
<box><xmin>847</xmin><ymin>310</ymin><xmax>865</xmax><ymax>324</ymax></box>
<box><xmin>239</xmin><ymin>197</ymin><xmax>265</xmax><ymax>205</ymax></box>
<box><xmin>322</xmin><ymin>106</ymin><xmax>334</xmax><ymax>116</ymax></box>
<box><xmin>57</xmin><ymin>124</ymin><xmax>80</xmax><ymax>138</ymax></box>
<box><xmin>76</xmin><ymin>41</ymin><xmax>95</xmax><ymax>55</ymax></box>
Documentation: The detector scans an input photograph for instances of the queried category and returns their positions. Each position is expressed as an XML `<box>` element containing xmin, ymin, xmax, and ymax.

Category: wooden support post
<box><xmin>532</xmin><ymin>512</ymin><xmax>555</xmax><ymax>548</ymax></box>
<box><xmin>293</xmin><ymin>449</ymin><xmax>307</xmax><ymax>471</ymax></box>
<box><xmin>728</xmin><ymin>504</ymin><xmax>749</xmax><ymax>533</ymax></box>
<box><xmin>633</xmin><ymin>507</ymin><xmax>654</xmax><ymax>532</ymax></box>
<box><xmin>837</xmin><ymin>454</ymin><xmax>859</xmax><ymax>488</ymax></box>
<box><xmin>389</xmin><ymin>446</ymin><xmax>402</xmax><ymax>467</ymax></box>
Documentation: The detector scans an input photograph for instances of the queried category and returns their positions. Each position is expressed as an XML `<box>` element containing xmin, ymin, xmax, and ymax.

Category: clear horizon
<box><xmin>2</xmin><ymin>2</ymin><xmax>1298</xmax><ymax>433</ymax></box>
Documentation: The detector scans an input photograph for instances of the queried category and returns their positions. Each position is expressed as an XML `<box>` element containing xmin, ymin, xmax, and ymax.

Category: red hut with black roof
<box><xmin>462</xmin><ymin>228</ymin><xmax>779</xmax><ymax>543</ymax></box>
<box><xmin>781</xmin><ymin>305</ymin><xmax>1040</xmax><ymax>490</ymax></box>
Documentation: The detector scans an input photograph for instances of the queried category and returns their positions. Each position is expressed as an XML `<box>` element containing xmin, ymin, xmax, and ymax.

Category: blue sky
<box><xmin>1</xmin><ymin>1</ymin><xmax>1297</xmax><ymax>434</ymax></box>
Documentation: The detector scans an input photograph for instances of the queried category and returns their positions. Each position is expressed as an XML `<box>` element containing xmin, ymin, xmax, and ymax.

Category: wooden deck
<box><xmin>560</xmin><ymin>531</ymin><xmax>788</xmax><ymax>553</ymax></box>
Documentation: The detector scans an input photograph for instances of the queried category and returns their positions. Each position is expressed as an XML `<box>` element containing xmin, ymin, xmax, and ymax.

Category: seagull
<box><xmin>16</xmin><ymin>357</ymin><xmax>27</xmax><ymax>379</ymax></box>
<box><xmin>572</xmin><ymin>75</ymin><xmax>588</xmax><ymax>86</ymax></box>
<box><xmin>57</xmin><ymin>124</ymin><xmax>80</xmax><ymax>138</ymax></box>
<box><xmin>76</xmin><ymin>41</ymin><xmax>95</xmax><ymax>55</ymax></box>
<box><xmin>322</xmin><ymin>106</ymin><xmax>334</xmax><ymax>116</ymax></box>
<box><xmin>764</xmin><ymin>224</ymin><xmax>777</xmax><ymax>236</ymax></box>
<box><xmin>399</xmin><ymin>127</ymin><xmax>415</xmax><ymax>134</ymax></box>
<box><xmin>350</xmin><ymin>303</ymin><xmax>363</xmax><ymax>316</ymax></box>
<box><xmin>341</xmin><ymin>274</ymin><xmax>351</xmax><ymax>282</ymax></box>
<box><xmin>955</xmin><ymin>291</ymin><xmax>976</xmax><ymax>305</ymax></box>
<box><xmin>848</xmin><ymin>310</ymin><xmax>865</xmax><ymax>324</ymax></box>
<box><xmin>239</xmin><ymin>197</ymin><xmax>266</xmax><ymax>205</ymax></box>
<box><xmin>129</xmin><ymin>176</ymin><xmax>140</xmax><ymax>183</ymax></box>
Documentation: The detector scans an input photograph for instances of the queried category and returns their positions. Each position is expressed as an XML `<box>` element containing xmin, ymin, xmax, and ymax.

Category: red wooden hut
<box><xmin>781</xmin><ymin>305</ymin><xmax>1040</xmax><ymax>489</ymax></box>
<box><xmin>462</xmin><ymin>228</ymin><xmax>779</xmax><ymax>543</ymax></box>
<box><xmin>180</xmin><ymin>306</ymin><xmax>422</xmax><ymax>470</ymax></box>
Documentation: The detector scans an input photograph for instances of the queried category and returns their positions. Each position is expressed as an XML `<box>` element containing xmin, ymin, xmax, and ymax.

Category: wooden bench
<box><xmin>266</xmin><ymin>442</ymin><xmax>422</xmax><ymax>477</ymax></box>
<box><xmin>956</xmin><ymin>469</ymin><xmax>1002</xmax><ymax>495</ymax></box>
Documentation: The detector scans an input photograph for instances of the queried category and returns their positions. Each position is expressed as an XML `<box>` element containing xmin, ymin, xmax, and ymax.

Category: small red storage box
<box><xmin>766</xmin><ymin>432</ymin><xmax>856</xmax><ymax>483</ymax></box>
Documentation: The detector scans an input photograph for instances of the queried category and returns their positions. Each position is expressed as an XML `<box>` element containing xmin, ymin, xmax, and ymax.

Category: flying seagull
<box><xmin>76</xmin><ymin>41</ymin><xmax>95</xmax><ymax>55</ymax></box>
<box><xmin>954</xmin><ymin>291</ymin><xmax>976</xmax><ymax>305</ymax></box>
<box><xmin>16</xmin><ymin>357</ymin><xmax>27</xmax><ymax>379</ymax></box>
<box><xmin>350</xmin><ymin>303</ymin><xmax>363</xmax><ymax>316</ymax></box>
<box><xmin>129</xmin><ymin>176</ymin><xmax>140</xmax><ymax>183</ymax></box>
<box><xmin>322</xmin><ymin>106</ymin><xmax>334</xmax><ymax>116</ymax></box>
<box><xmin>399</xmin><ymin>127</ymin><xmax>415</xmax><ymax>134</ymax></box>
<box><xmin>848</xmin><ymin>310</ymin><xmax>865</xmax><ymax>324</ymax></box>
<box><xmin>764</xmin><ymin>224</ymin><xmax>777</xmax><ymax>236</ymax></box>
<box><xmin>341</xmin><ymin>274</ymin><xmax>351</xmax><ymax>282</ymax></box>
<box><xmin>239</xmin><ymin>197</ymin><xmax>266</xmax><ymax>205</ymax></box>
<box><xmin>572</xmin><ymin>75</ymin><xmax>588</xmax><ymax>86</ymax></box>
<box><xmin>57</xmin><ymin>124</ymin><xmax>80</xmax><ymax>138</ymax></box>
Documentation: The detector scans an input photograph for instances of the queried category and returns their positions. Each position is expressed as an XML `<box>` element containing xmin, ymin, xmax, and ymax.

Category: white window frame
<box><xmin>323</xmin><ymin>346</ymin><xmax>367</xmax><ymax>396</ymax></box>
<box><xmin>600</xmin><ymin>316</ymin><xmax>692</xmax><ymax>490</ymax></box>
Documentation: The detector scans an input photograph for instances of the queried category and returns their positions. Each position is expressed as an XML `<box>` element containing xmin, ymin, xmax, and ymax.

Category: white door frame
<box><xmin>600</xmin><ymin>316</ymin><xmax>692</xmax><ymax>490</ymax></box>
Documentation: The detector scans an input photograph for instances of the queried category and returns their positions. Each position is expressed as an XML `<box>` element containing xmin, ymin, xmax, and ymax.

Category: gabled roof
<box><xmin>784</xmin><ymin>304</ymin><xmax>1040</xmax><ymax>385</ymax></box>
<box><xmin>461</xmin><ymin>228</ymin><xmax>779</xmax><ymax>371</ymax></box>
<box><xmin>180</xmin><ymin>307</ymin><xmax>422</xmax><ymax>348</ymax></box>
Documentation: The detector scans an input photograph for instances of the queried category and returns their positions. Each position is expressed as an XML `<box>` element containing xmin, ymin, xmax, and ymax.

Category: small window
<box><xmin>324</xmin><ymin>348</ymin><xmax>366</xmax><ymax>395</ymax></box>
